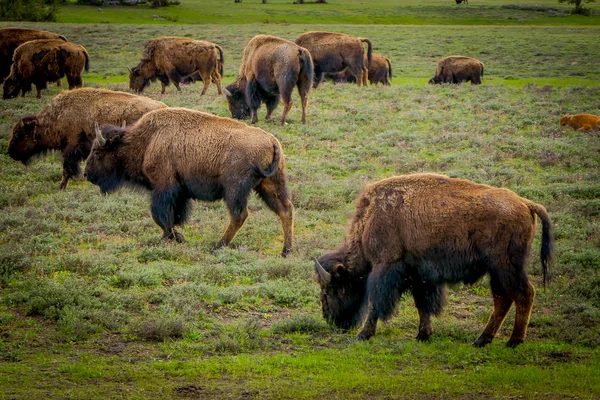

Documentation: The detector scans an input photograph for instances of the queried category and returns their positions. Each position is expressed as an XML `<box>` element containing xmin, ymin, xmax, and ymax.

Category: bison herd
<box><xmin>3</xmin><ymin>24</ymin><xmax>596</xmax><ymax>348</ymax></box>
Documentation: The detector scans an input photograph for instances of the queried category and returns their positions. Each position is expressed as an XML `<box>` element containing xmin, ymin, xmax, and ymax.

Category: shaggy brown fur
<box><xmin>8</xmin><ymin>88</ymin><xmax>166</xmax><ymax>190</ymax></box>
<box><xmin>225</xmin><ymin>34</ymin><xmax>313</xmax><ymax>125</ymax></box>
<box><xmin>129</xmin><ymin>37</ymin><xmax>223</xmax><ymax>95</ymax></box>
<box><xmin>315</xmin><ymin>173</ymin><xmax>553</xmax><ymax>348</ymax></box>
<box><xmin>3</xmin><ymin>39</ymin><xmax>89</xmax><ymax>99</ymax></box>
<box><xmin>560</xmin><ymin>114</ymin><xmax>600</xmax><ymax>132</ymax></box>
<box><xmin>295</xmin><ymin>31</ymin><xmax>372</xmax><ymax>88</ymax></box>
<box><xmin>324</xmin><ymin>52</ymin><xmax>392</xmax><ymax>86</ymax></box>
<box><xmin>429</xmin><ymin>55</ymin><xmax>484</xmax><ymax>85</ymax></box>
<box><xmin>0</xmin><ymin>27</ymin><xmax>67</xmax><ymax>83</ymax></box>
<box><xmin>85</xmin><ymin>107</ymin><xmax>294</xmax><ymax>256</ymax></box>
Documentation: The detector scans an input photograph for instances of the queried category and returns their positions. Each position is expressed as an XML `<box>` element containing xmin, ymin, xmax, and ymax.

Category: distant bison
<box><xmin>85</xmin><ymin>107</ymin><xmax>294</xmax><ymax>256</ymax></box>
<box><xmin>295</xmin><ymin>31</ymin><xmax>372</xmax><ymax>88</ymax></box>
<box><xmin>0</xmin><ymin>28</ymin><xmax>67</xmax><ymax>84</ymax></box>
<box><xmin>129</xmin><ymin>37</ymin><xmax>224</xmax><ymax>95</ymax></box>
<box><xmin>3</xmin><ymin>39</ymin><xmax>89</xmax><ymax>99</ymax></box>
<box><xmin>429</xmin><ymin>55</ymin><xmax>484</xmax><ymax>85</ymax></box>
<box><xmin>324</xmin><ymin>52</ymin><xmax>392</xmax><ymax>86</ymax></box>
<box><xmin>9</xmin><ymin>88</ymin><xmax>166</xmax><ymax>190</ymax></box>
<box><xmin>224</xmin><ymin>34</ymin><xmax>313</xmax><ymax>125</ymax></box>
<box><xmin>560</xmin><ymin>114</ymin><xmax>600</xmax><ymax>132</ymax></box>
<box><xmin>314</xmin><ymin>173</ymin><xmax>552</xmax><ymax>348</ymax></box>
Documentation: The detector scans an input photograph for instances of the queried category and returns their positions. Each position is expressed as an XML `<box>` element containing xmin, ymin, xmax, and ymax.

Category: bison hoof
<box><xmin>280</xmin><ymin>247</ymin><xmax>292</xmax><ymax>258</ymax></box>
<box><xmin>472</xmin><ymin>337</ymin><xmax>492</xmax><ymax>348</ymax></box>
<box><xmin>165</xmin><ymin>231</ymin><xmax>185</xmax><ymax>243</ymax></box>
<box><xmin>505</xmin><ymin>339</ymin><xmax>523</xmax><ymax>348</ymax></box>
<box><xmin>416</xmin><ymin>332</ymin><xmax>431</xmax><ymax>342</ymax></box>
<box><xmin>357</xmin><ymin>331</ymin><xmax>373</xmax><ymax>341</ymax></box>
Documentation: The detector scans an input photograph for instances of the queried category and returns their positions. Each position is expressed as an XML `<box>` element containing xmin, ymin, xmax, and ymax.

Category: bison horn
<box><xmin>17</xmin><ymin>118</ymin><xmax>24</xmax><ymax>128</ymax></box>
<box><xmin>121</xmin><ymin>120</ymin><xmax>126</xmax><ymax>128</ymax></box>
<box><xmin>127</xmin><ymin>67</ymin><xmax>132</xmax><ymax>74</ymax></box>
<box><xmin>94</xmin><ymin>122</ymin><xmax>106</xmax><ymax>147</ymax></box>
<box><xmin>314</xmin><ymin>257</ymin><xmax>331</xmax><ymax>284</ymax></box>
<box><xmin>223</xmin><ymin>88</ymin><xmax>232</xmax><ymax>97</ymax></box>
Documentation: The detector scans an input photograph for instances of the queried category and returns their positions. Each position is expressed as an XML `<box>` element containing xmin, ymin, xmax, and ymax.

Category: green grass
<box><xmin>1</xmin><ymin>18</ymin><xmax>600</xmax><ymax>400</ymax></box>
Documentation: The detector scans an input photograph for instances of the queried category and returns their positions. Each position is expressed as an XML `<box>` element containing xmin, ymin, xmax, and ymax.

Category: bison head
<box><xmin>8</xmin><ymin>116</ymin><xmax>43</xmax><ymax>164</ymax></box>
<box><xmin>559</xmin><ymin>115</ymin><xmax>572</xmax><ymax>127</ymax></box>
<box><xmin>128</xmin><ymin>67</ymin><xmax>150</xmax><ymax>93</ymax></box>
<box><xmin>84</xmin><ymin>122</ymin><xmax>127</xmax><ymax>194</ymax></box>
<box><xmin>224</xmin><ymin>82</ymin><xmax>250</xmax><ymax>120</ymax></box>
<box><xmin>314</xmin><ymin>250</ymin><xmax>367</xmax><ymax>329</ymax></box>
<box><xmin>3</xmin><ymin>76</ymin><xmax>21</xmax><ymax>99</ymax></box>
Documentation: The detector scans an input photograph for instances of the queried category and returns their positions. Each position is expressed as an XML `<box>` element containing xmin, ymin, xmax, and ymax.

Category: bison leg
<box><xmin>151</xmin><ymin>186</ymin><xmax>185</xmax><ymax>243</ymax></box>
<box><xmin>212</xmin><ymin>71</ymin><xmax>223</xmax><ymax>95</ymax></box>
<box><xmin>472</xmin><ymin>294</ymin><xmax>513</xmax><ymax>347</ymax></box>
<box><xmin>358</xmin><ymin>262</ymin><xmax>407</xmax><ymax>340</ymax></box>
<box><xmin>217</xmin><ymin>207</ymin><xmax>249</xmax><ymax>249</ymax></box>
<box><xmin>254</xmin><ymin>175</ymin><xmax>294</xmax><ymax>257</ymax></box>
<box><xmin>166</xmin><ymin>70</ymin><xmax>183</xmax><ymax>92</ymax></box>
<box><xmin>59</xmin><ymin>142</ymin><xmax>90</xmax><ymax>191</ymax></box>
<box><xmin>506</xmin><ymin>280</ymin><xmax>535</xmax><ymax>348</ymax></box>
<box><xmin>362</xmin><ymin>66</ymin><xmax>369</xmax><ymax>86</ymax></box>
<box><xmin>264</xmin><ymin>95</ymin><xmax>280</xmax><ymax>121</ymax></box>
<box><xmin>66</xmin><ymin>73</ymin><xmax>83</xmax><ymax>90</ymax></box>
<box><xmin>411</xmin><ymin>282</ymin><xmax>446</xmax><ymax>341</ymax></box>
<box><xmin>297</xmin><ymin>81</ymin><xmax>310</xmax><ymax>125</ymax></box>
<box><xmin>217</xmin><ymin>183</ymin><xmax>252</xmax><ymax>248</ymax></box>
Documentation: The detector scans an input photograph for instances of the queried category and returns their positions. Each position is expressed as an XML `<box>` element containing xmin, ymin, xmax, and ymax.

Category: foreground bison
<box><xmin>3</xmin><ymin>39</ymin><xmax>89</xmax><ymax>99</ymax></box>
<box><xmin>224</xmin><ymin>35</ymin><xmax>313</xmax><ymax>125</ymax></box>
<box><xmin>560</xmin><ymin>114</ymin><xmax>600</xmax><ymax>132</ymax></box>
<box><xmin>295</xmin><ymin>31</ymin><xmax>372</xmax><ymax>87</ymax></box>
<box><xmin>429</xmin><ymin>55</ymin><xmax>484</xmax><ymax>85</ymax></box>
<box><xmin>8</xmin><ymin>88</ymin><xmax>166</xmax><ymax>190</ymax></box>
<box><xmin>85</xmin><ymin>107</ymin><xmax>294</xmax><ymax>256</ymax></box>
<box><xmin>129</xmin><ymin>37</ymin><xmax>224</xmax><ymax>95</ymax></box>
<box><xmin>314</xmin><ymin>174</ymin><xmax>552</xmax><ymax>347</ymax></box>
<box><xmin>324</xmin><ymin>52</ymin><xmax>392</xmax><ymax>86</ymax></box>
<box><xmin>0</xmin><ymin>27</ymin><xmax>67</xmax><ymax>83</ymax></box>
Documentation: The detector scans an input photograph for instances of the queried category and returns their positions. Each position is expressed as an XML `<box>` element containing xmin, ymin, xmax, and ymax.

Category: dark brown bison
<box><xmin>129</xmin><ymin>37</ymin><xmax>224</xmax><ymax>95</ymax></box>
<box><xmin>0</xmin><ymin>27</ymin><xmax>67</xmax><ymax>84</ymax></box>
<box><xmin>314</xmin><ymin>173</ymin><xmax>552</xmax><ymax>348</ymax></box>
<box><xmin>324</xmin><ymin>52</ymin><xmax>392</xmax><ymax>86</ymax></box>
<box><xmin>84</xmin><ymin>107</ymin><xmax>294</xmax><ymax>256</ymax></box>
<box><xmin>224</xmin><ymin>34</ymin><xmax>313</xmax><ymax>126</ymax></box>
<box><xmin>429</xmin><ymin>55</ymin><xmax>484</xmax><ymax>85</ymax></box>
<box><xmin>8</xmin><ymin>88</ymin><xmax>166</xmax><ymax>190</ymax></box>
<box><xmin>294</xmin><ymin>31</ymin><xmax>372</xmax><ymax>88</ymax></box>
<box><xmin>3</xmin><ymin>39</ymin><xmax>89</xmax><ymax>99</ymax></box>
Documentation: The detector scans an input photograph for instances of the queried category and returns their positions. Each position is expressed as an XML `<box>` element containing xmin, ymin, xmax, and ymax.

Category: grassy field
<box><xmin>1</xmin><ymin>12</ymin><xmax>600</xmax><ymax>400</ymax></box>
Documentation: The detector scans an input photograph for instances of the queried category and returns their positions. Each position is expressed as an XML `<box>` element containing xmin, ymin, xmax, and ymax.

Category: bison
<box><xmin>8</xmin><ymin>88</ymin><xmax>166</xmax><ymax>190</ymax></box>
<box><xmin>0</xmin><ymin>27</ymin><xmax>67</xmax><ymax>84</ymax></box>
<box><xmin>559</xmin><ymin>114</ymin><xmax>600</xmax><ymax>132</ymax></box>
<box><xmin>324</xmin><ymin>53</ymin><xmax>392</xmax><ymax>86</ymax></box>
<box><xmin>129</xmin><ymin>37</ymin><xmax>224</xmax><ymax>95</ymax></box>
<box><xmin>314</xmin><ymin>173</ymin><xmax>553</xmax><ymax>348</ymax></box>
<box><xmin>224</xmin><ymin>34</ymin><xmax>313</xmax><ymax>125</ymax></box>
<box><xmin>3</xmin><ymin>39</ymin><xmax>89</xmax><ymax>99</ymax></box>
<box><xmin>429</xmin><ymin>55</ymin><xmax>484</xmax><ymax>85</ymax></box>
<box><xmin>294</xmin><ymin>31</ymin><xmax>372</xmax><ymax>88</ymax></box>
<box><xmin>84</xmin><ymin>107</ymin><xmax>294</xmax><ymax>256</ymax></box>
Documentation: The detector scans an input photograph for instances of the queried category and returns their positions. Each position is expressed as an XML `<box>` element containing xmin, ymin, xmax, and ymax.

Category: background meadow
<box><xmin>1</xmin><ymin>3</ymin><xmax>600</xmax><ymax>398</ymax></box>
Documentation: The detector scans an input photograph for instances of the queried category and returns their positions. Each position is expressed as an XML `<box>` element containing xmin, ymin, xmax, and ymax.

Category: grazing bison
<box><xmin>3</xmin><ymin>39</ymin><xmax>89</xmax><ymax>99</ymax></box>
<box><xmin>224</xmin><ymin>34</ymin><xmax>313</xmax><ymax>125</ymax></box>
<box><xmin>0</xmin><ymin>27</ymin><xmax>67</xmax><ymax>84</ymax></box>
<box><xmin>560</xmin><ymin>114</ymin><xmax>600</xmax><ymax>132</ymax></box>
<box><xmin>429</xmin><ymin>55</ymin><xmax>484</xmax><ymax>85</ymax></box>
<box><xmin>314</xmin><ymin>173</ymin><xmax>553</xmax><ymax>348</ymax></box>
<box><xmin>85</xmin><ymin>107</ymin><xmax>294</xmax><ymax>256</ymax></box>
<box><xmin>8</xmin><ymin>88</ymin><xmax>166</xmax><ymax>190</ymax></box>
<box><xmin>294</xmin><ymin>31</ymin><xmax>372</xmax><ymax>88</ymax></box>
<box><xmin>324</xmin><ymin>53</ymin><xmax>392</xmax><ymax>86</ymax></box>
<box><xmin>129</xmin><ymin>37</ymin><xmax>224</xmax><ymax>95</ymax></box>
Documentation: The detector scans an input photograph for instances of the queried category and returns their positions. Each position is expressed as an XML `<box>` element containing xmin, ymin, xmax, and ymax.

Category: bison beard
<box><xmin>315</xmin><ymin>174</ymin><xmax>553</xmax><ymax>348</ymax></box>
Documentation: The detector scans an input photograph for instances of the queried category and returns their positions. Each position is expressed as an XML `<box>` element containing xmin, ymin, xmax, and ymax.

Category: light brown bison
<box><xmin>560</xmin><ymin>114</ymin><xmax>600</xmax><ymax>132</ymax></box>
<box><xmin>9</xmin><ymin>88</ymin><xmax>166</xmax><ymax>190</ymax></box>
<box><xmin>0</xmin><ymin>27</ymin><xmax>67</xmax><ymax>83</ymax></box>
<box><xmin>324</xmin><ymin>52</ymin><xmax>392</xmax><ymax>86</ymax></box>
<box><xmin>129</xmin><ymin>37</ymin><xmax>224</xmax><ymax>95</ymax></box>
<box><xmin>85</xmin><ymin>107</ymin><xmax>294</xmax><ymax>256</ymax></box>
<box><xmin>429</xmin><ymin>55</ymin><xmax>484</xmax><ymax>85</ymax></box>
<box><xmin>314</xmin><ymin>173</ymin><xmax>552</xmax><ymax>347</ymax></box>
<box><xmin>3</xmin><ymin>39</ymin><xmax>89</xmax><ymax>99</ymax></box>
<box><xmin>295</xmin><ymin>31</ymin><xmax>372</xmax><ymax>88</ymax></box>
<box><xmin>224</xmin><ymin>34</ymin><xmax>313</xmax><ymax>125</ymax></box>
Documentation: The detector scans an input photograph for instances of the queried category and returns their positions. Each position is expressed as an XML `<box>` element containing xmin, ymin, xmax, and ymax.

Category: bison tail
<box><xmin>298</xmin><ymin>48</ymin><xmax>314</xmax><ymax>87</ymax></box>
<box><xmin>255</xmin><ymin>143</ymin><xmax>282</xmax><ymax>179</ymax></box>
<box><xmin>84</xmin><ymin>49</ymin><xmax>90</xmax><ymax>73</ymax></box>
<box><xmin>527</xmin><ymin>201</ymin><xmax>553</xmax><ymax>290</ymax></box>
<box><xmin>361</xmin><ymin>38</ymin><xmax>373</xmax><ymax>68</ymax></box>
<box><xmin>215</xmin><ymin>45</ymin><xmax>224</xmax><ymax>77</ymax></box>
<box><xmin>386</xmin><ymin>57</ymin><xmax>392</xmax><ymax>80</ymax></box>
